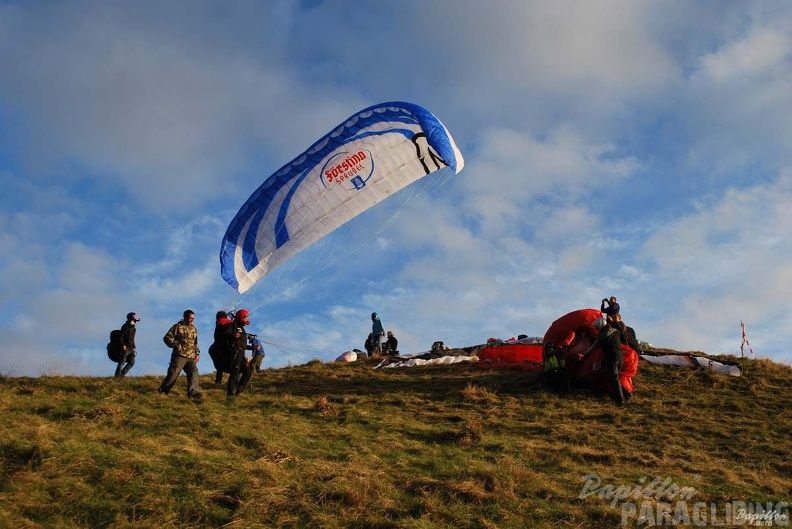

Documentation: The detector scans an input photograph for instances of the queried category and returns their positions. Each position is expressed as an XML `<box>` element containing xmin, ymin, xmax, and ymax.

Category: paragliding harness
<box><xmin>107</xmin><ymin>328</ymin><xmax>127</xmax><ymax>363</ymax></box>
<box><xmin>209</xmin><ymin>319</ymin><xmax>237</xmax><ymax>376</ymax></box>
<box><xmin>541</xmin><ymin>342</ymin><xmax>570</xmax><ymax>394</ymax></box>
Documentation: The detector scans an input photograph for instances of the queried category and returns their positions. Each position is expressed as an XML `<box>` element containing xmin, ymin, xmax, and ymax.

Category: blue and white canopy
<box><xmin>221</xmin><ymin>101</ymin><xmax>464</xmax><ymax>293</ymax></box>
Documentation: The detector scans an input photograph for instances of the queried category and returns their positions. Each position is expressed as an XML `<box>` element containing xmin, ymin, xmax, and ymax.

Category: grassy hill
<box><xmin>1</xmin><ymin>351</ymin><xmax>789</xmax><ymax>528</ymax></box>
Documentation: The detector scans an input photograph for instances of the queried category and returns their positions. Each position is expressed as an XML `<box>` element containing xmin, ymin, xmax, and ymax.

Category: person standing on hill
<box><xmin>371</xmin><ymin>312</ymin><xmax>385</xmax><ymax>356</ymax></box>
<box><xmin>217</xmin><ymin>309</ymin><xmax>253</xmax><ymax>397</ymax></box>
<box><xmin>249</xmin><ymin>335</ymin><xmax>266</xmax><ymax>372</ymax></box>
<box><xmin>601</xmin><ymin>296</ymin><xmax>620</xmax><ymax>319</ymax></box>
<box><xmin>364</xmin><ymin>333</ymin><xmax>375</xmax><ymax>356</ymax></box>
<box><xmin>114</xmin><ymin>312</ymin><xmax>139</xmax><ymax>378</ymax></box>
<box><xmin>587</xmin><ymin>317</ymin><xmax>625</xmax><ymax>406</ymax></box>
<box><xmin>612</xmin><ymin>313</ymin><xmax>642</xmax><ymax>354</ymax></box>
<box><xmin>209</xmin><ymin>310</ymin><xmax>234</xmax><ymax>384</ymax></box>
<box><xmin>158</xmin><ymin>309</ymin><xmax>203</xmax><ymax>401</ymax></box>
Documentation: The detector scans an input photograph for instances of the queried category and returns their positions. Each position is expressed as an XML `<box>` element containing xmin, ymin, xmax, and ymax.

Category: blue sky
<box><xmin>1</xmin><ymin>1</ymin><xmax>790</xmax><ymax>377</ymax></box>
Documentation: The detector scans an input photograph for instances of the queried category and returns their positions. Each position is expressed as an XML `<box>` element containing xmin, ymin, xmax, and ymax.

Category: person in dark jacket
<box><xmin>364</xmin><ymin>333</ymin><xmax>375</xmax><ymax>356</ymax></box>
<box><xmin>586</xmin><ymin>317</ymin><xmax>625</xmax><ymax>406</ymax></box>
<box><xmin>115</xmin><ymin>312</ymin><xmax>139</xmax><ymax>378</ymax></box>
<box><xmin>216</xmin><ymin>309</ymin><xmax>253</xmax><ymax>396</ymax></box>
<box><xmin>611</xmin><ymin>314</ymin><xmax>642</xmax><ymax>354</ymax></box>
<box><xmin>601</xmin><ymin>296</ymin><xmax>620</xmax><ymax>319</ymax></box>
<box><xmin>158</xmin><ymin>309</ymin><xmax>203</xmax><ymax>400</ymax></box>
<box><xmin>384</xmin><ymin>330</ymin><xmax>399</xmax><ymax>357</ymax></box>
<box><xmin>209</xmin><ymin>310</ymin><xmax>234</xmax><ymax>384</ymax></box>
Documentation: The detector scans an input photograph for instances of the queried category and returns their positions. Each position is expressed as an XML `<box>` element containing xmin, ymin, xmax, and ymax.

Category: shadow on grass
<box><xmin>264</xmin><ymin>361</ymin><xmax>543</xmax><ymax>401</ymax></box>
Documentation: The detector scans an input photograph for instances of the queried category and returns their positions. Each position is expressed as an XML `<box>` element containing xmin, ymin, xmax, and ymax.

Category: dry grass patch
<box><xmin>0</xmin><ymin>355</ymin><xmax>789</xmax><ymax>528</ymax></box>
<box><xmin>314</xmin><ymin>395</ymin><xmax>339</xmax><ymax>418</ymax></box>
<box><xmin>458</xmin><ymin>418</ymin><xmax>484</xmax><ymax>446</ymax></box>
<box><xmin>460</xmin><ymin>382</ymin><xmax>499</xmax><ymax>404</ymax></box>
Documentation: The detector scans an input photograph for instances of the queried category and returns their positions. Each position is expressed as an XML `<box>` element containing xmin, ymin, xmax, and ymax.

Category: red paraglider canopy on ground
<box><xmin>477</xmin><ymin>342</ymin><xmax>544</xmax><ymax>371</ymax></box>
<box><xmin>476</xmin><ymin>308</ymin><xmax>639</xmax><ymax>396</ymax></box>
<box><xmin>544</xmin><ymin>308</ymin><xmax>638</xmax><ymax>395</ymax></box>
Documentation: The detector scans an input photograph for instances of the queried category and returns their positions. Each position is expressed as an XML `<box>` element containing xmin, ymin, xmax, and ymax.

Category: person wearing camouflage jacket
<box><xmin>158</xmin><ymin>309</ymin><xmax>203</xmax><ymax>400</ymax></box>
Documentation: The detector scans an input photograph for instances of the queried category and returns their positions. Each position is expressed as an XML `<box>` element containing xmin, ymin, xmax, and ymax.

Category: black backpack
<box><xmin>107</xmin><ymin>329</ymin><xmax>125</xmax><ymax>362</ymax></box>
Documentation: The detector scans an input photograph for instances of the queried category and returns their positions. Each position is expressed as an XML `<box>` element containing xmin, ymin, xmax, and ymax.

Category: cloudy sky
<box><xmin>1</xmin><ymin>0</ymin><xmax>790</xmax><ymax>377</ymax></box>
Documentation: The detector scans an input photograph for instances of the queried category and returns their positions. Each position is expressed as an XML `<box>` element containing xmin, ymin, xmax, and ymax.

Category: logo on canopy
<box><xmin>320</xmin><ymin>149</ymin><xmax>374</xmax><ymax>190</ymax></box>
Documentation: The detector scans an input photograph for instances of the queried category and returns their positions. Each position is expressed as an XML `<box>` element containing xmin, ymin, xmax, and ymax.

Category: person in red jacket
<box><xmin>209</xmin><ymin>310</ymin><xmax>234</xmax><ymax>384</ymax></box>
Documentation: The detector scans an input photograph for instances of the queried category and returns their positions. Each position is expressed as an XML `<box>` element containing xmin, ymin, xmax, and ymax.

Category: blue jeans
<box><xmin>115</xmin><ymin>350</ymin><xmax>136</xmax><ymax>377</ymax></box>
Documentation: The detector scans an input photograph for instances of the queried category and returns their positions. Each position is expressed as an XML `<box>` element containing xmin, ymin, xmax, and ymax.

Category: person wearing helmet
<box><xmin>371</xmin><ymin>312</ymin><xmax>385</xmax><ymax>356</ymax></box>
<box><xmin>115</xmin><ymin>312</ymin><xmax>140</xmax><ymax>378</ymax></box>
<box><xmin>587</xmin><ymin>316</ymin><xmax>625</xmax><ymax>406</ymax></box>
<box><xmin>225</xmin><ymin>309</ymin><xmax>253</xmax><ymax>396</ymax></box>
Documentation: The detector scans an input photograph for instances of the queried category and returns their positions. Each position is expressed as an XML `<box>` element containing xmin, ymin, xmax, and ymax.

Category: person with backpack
<box><xmin>158</xmin><ymin>309</ymin><xmax>203</xmax><ymax>401</ymax></box>
<box><xmin>114</xmin><ymin>312</ymin><xmax>139</xmax><ymax>378</ymax></box>
<box><xmin>611</xmin><ymin>313</ymin><xmax>643</xmax><ymax>354</ymax></box>
<box><xmin>215</xmin><ymin>309</ymin><xmax>254</xmax><ymax>396</ymax></box>
<box><xmin>209</xmin><ymin>310</ymin><xmax>234</xmax><ymax>384</ymax></box>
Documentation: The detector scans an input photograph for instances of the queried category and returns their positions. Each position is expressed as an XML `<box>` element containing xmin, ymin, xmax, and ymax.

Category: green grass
<box><xmin>0</xmin><ymin>353</ymin><xmax>789</xmax><ymax>528</ymax></box>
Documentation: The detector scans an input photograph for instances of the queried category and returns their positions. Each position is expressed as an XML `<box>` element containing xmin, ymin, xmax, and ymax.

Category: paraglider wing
<box><xmin>220</xmin><ymin>102</ymin><xmax>464</xmax><ymax>293</ymax></box>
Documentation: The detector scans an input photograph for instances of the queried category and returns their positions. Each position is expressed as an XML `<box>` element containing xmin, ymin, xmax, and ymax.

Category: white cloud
<box><xmin>0</xmin><ymin>2</ymin><xmax>366</xmax><ymax>213</ymax></box>
<box><xmin>461</xmin><ymin>125</ymin><xmax>639</xmax><ymax>241</ymax></box>
<box><xmin>699</xmin><ymin>28</ymin><xmax>789</xmax><ymax>81</ymax></box>
<box><xmin>2</xmin><ymin>1</ymin><xmax>792</xmax><ymax>376</ymax></box>
<box><xmin>637</xmin><ymin>174</ymin><xmax>792</xmax><ymax>354</ymax></box>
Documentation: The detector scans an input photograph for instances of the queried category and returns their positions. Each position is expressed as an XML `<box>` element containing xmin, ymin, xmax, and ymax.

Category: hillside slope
<box><xmin>1</xmin><ymin>353</ymin><xmax>790</xmax><ymax>528</ymax></box>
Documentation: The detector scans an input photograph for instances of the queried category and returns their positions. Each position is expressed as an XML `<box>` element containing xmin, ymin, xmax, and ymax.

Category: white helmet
<box><xmin>593</xmin><ymin>317</ymin><xmax>608</xmax><ymax>329</ymax></box>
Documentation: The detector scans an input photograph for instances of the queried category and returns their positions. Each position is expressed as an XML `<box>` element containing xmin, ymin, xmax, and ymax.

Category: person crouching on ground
<box><xmin>385</xmin><ymin>330</ymin><xmax>399</xmax><ymax>357</ymax></box>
